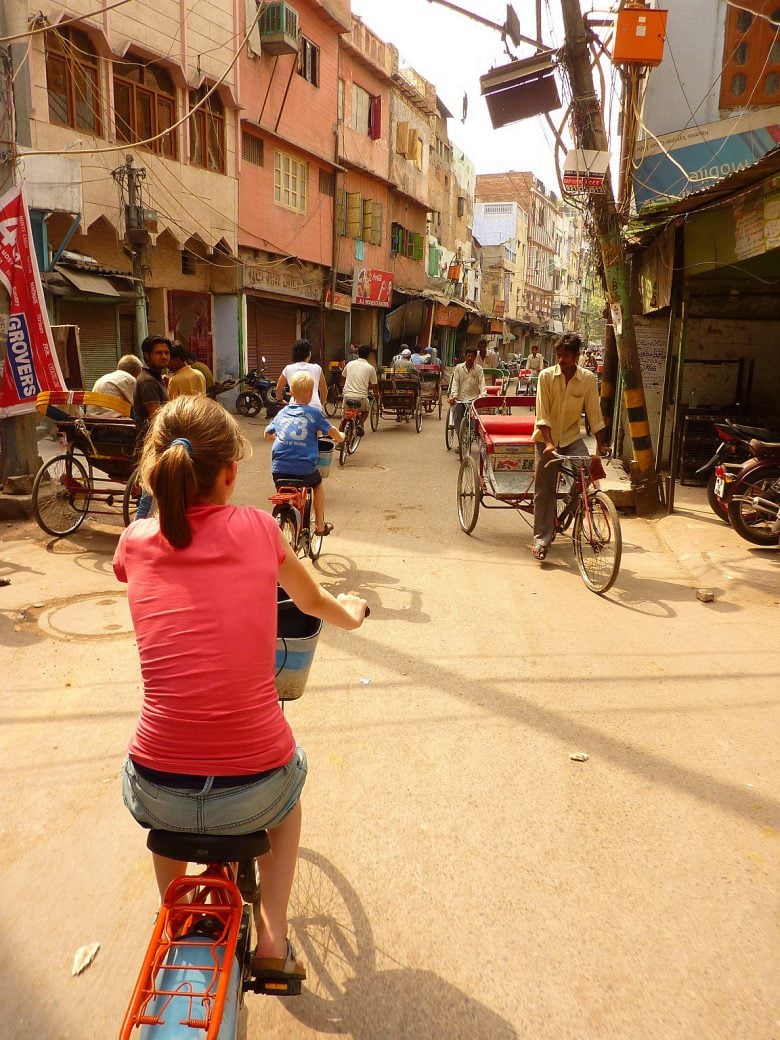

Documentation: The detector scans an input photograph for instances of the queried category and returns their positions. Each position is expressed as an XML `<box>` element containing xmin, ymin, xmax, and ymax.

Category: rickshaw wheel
<box><xmin>457</xmin><ymin>456</ymin><xmax>481</xmax><ymax>534</ymax></box>
<box><xmin>437</xmin><ymin>391</ymin><xmax>442</xmax><ymax>420</ymax></box>
<box><xmin>32</xmin><ymin>454</ymin><xmax>91</xmax><ymax>537</ymax></box>
<box><xmin>369</xmin><ymin>397</ymin><xmax>380</xmax><ymax>431</ymax></box>
<box><xmin>415</xmin><ymin>401</ymin><xmax>423</xmax><ymax>433</ymax></box>
<box><xmin>445</xmin><ymin>407</ymin><xmax>455</xmax><ymax>451</ymax></box>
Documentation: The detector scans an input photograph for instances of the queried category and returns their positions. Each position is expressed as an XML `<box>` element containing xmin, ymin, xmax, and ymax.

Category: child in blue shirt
<box><xmin>264</xmin><ymin>371</ymin><xmax>344</xmax><ymax>535</ymax></box>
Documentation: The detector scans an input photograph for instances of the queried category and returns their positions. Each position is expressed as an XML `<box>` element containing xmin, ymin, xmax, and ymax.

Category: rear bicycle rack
<box><xmin>120</xmin><ymin>870</ymin><xmax>244</xmax><ymax>1040</ymax></box>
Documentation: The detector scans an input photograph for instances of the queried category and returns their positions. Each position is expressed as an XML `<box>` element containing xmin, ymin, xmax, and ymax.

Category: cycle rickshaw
<box><xmin>417</xmin><ymin>364</ymin><xmax>444</xmax><ymax>419</ymax></box>
<box><xmin>32</xmin><ymin>390</ymin><xmax>142</xmax><ymax>537</ymax></box>
<box><xmin>369</xmin><ymin>375</ymin><xmax>423</xmax><ymax>433</ymax></box>
<box><xmin>456</xmin><ymin>394</ymin><xmax>622</xmax><ymax>594</ymax></box>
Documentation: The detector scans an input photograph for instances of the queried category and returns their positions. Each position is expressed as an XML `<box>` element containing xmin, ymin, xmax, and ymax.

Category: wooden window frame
<box><xmin>189</xmin><ymin>86</ymin><xmax>226</xmax><ymax>173</ymax></box>
<box><xmin>298</xmin><ymin>36</ymin><xmax>320</xmax><ymax>87</ymax></box>
<box><xmin>720</xmin><ymin>6</ymin><xmax>780</xmax><ymax>109</ymax></box>
<box><xmin>45</xmin><ymin>28</ymin><xmax>101</xmax><ymax>135</ymax></box>
<box><xmin>274</xmin><ymin>150</ymin><xmax>308</xmax><ymax>214</ymax></box>
<box><xmin>352</xmin><ymin>83</ymin><xmax>381</xmax><ymax>139</ymax></box>
<box><xmin>114</xmin><ymin>58</ymin><xmax>178</xmax><ymax>158</ymax></box>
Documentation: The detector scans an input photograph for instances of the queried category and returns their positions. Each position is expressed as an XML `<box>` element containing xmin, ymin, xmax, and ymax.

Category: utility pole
<box><xmin>0</xmin><ymin>2</ymin><xmax>41</xmax><ymax>490</ymax></box>
<box><xmin>559</xmin><ymin>0</ymin><xmax>661</xmax><ymax>514</ymax></box>
<box><xmin>113</xmin><ymin>155</ymin><xmax>149</xmax><ymax>355</ymax></box>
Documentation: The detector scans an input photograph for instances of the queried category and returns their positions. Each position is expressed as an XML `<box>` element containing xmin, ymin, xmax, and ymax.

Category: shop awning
<box><xmin>57</xmin><ymin>267</ymin><xmax>123</xmax><ymax>297</ymax></box>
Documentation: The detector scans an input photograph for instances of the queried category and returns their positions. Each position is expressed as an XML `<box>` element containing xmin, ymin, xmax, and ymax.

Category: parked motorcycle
<box><xmin>235</xmin><ymin>358</ymin><xmax>278</xmax><ymax>418</ymax></box>
<box><xmin>695</xmin><ymin>418</ymin><xmax>780</xmax><ymax>523</ymax></box>
<box><xmin>718</xmin><ymin>438</ymin><xmax>780</xmax><ymax>546</ymax></box>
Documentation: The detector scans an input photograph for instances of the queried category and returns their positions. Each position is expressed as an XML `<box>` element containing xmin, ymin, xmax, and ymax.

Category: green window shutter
<box><xmin>413</xmin><ymin>233</ymin><xmax>424</xmax><ymax>262</ymax></box>
<box><xmin>346</xmin><ymin>192</ymin><xmax>363</xmax><ymax>240</ymax></box>
<box><xmin>391</xmin><ymin>222</ymin><xmax>401</xmax><ymax>253</ymax></box>
<box><xmin>427</xmin><ymin>243</ymin><xmax>438</xmax><ymax>276</ymax></box>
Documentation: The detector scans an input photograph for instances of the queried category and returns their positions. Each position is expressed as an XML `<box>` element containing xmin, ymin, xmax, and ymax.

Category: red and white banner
<box><xmin>0</xmin><ymin>185</ymin><xmax>66</xmax><ymax>416</ymax></box>
<box><xmin>352</xmin><ymin>266</ymin><xmax>393</xmax><ymax>308</ymax></box>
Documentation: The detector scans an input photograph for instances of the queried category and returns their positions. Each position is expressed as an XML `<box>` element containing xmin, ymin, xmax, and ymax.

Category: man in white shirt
<box><xmin>531</xmin><ymin>333</ymin><xmax>608</xmax><ymax>561</ymax></box>
<box><xmin>447</xmin><ymin>346</ymin><xmax>486</xmax><ymax>434</ymax></box>
<box><xmin>341</xmin><ymin>343</ymin><xmax>378</xmax><ymax>434</ymax></box>
<box><xmin>525</xmin><ymin>344</ymin><xmax>544</xmax><ymax>392</ymax></box>
<box><xmin>475</xmin><ymin>340</ymin><xmax>500</xmax><ymax>370</ymax></box>
<box><xmin>88</xmin><ymin>355</ymin><xmax>142</xmax><ymax>416</ymax></box>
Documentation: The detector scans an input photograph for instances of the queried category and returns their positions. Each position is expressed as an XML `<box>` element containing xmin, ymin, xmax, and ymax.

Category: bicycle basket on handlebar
<box><xmin>275</xmin><ymin>588</ymin><xmax>322</xmax><ymax>700</ymax></box>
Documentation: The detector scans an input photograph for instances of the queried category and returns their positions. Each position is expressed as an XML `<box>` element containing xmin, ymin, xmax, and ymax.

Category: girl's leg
<box><xmin>254</xmin><ymin>801</ymin><xmax>302</xmax><ymax>960</ymax></box>
<box><xmin>153</xmin><ymin>853</ymin><xmax>187</xmax><ymax>900</ymax></box>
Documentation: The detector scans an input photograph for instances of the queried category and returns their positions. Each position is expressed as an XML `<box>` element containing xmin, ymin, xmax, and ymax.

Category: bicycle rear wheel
<box><xmin>573</xmin><ymin>491</ymin><xmax>622</xmax><ymax>594</ymax></box>
<box><xmin>324</xmin><ymin>385</ymin><xmax>339</xmax><ymax>417</ymax></box>
<box><xmin>347</xmin><ymin>422</ymin><xmax>360</xmax><ymax>455</ymax></box>
<box><xmin>369</xmin><ymin>397</ymin><xmax>379</xmax><ymax>431</ymax></box>
<box><xmin>338</xmin><ymin>422</ymin><xmax>352</xmax><ymax>466</ymax></box>
<box><xmin>275</xmin><ymin>506</ymin><xmax>298</xmax><ymax>552</ymax></box>
<box><xmin>306</xmin><ymin>498</ymin><xmax>323</xmax><ymax>560</ymax></box>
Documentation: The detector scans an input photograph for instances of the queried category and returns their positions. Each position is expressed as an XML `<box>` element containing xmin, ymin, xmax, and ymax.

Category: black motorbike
<box><xmin>720</xmin><ymin>438</ymin><xmax>780</xmax><ymax>546</ymax></box>
<box><xmin>695</xmin><ymin>418</ymin><xmax>780</xmax><ymax>523</ymax></box>
<box><xmin>234</xmin><ymin>358</ymin><xmax>280</xmax><ymax>419</ymax></box>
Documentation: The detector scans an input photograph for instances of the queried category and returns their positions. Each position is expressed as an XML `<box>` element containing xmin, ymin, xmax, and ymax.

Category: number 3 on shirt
<box><xmin>281</xmin><ymin>416</ymin><xmax>308</xmax><ymax>442</ymax></box>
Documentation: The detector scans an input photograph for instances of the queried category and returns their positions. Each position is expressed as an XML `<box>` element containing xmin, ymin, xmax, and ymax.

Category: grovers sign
<box><xmin>0</xmin><ymin>186</ymin><xmax>65</xmax><ymax>415</ymax></box>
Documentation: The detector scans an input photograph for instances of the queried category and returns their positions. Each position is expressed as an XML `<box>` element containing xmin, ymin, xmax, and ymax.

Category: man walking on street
<box><xmin>531</xmin><ymin>333</ymin><xmax>608</xmax><ymax>561</ymax></box>
<box><xmin>525</xmin><ymin>344</ymin><xmax>544</xmax><ymax>392</ymax></box>
<box><xmin>476</xmin><ymin>339</ymin><xmax>499</xmax><ymax>370</ymax></box>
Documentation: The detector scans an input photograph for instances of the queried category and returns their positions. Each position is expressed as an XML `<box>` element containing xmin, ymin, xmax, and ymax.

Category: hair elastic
<box><xmin>170</xmin><ymin>437</ymin><xmax>194</xmax><ymax>457</ymax></box>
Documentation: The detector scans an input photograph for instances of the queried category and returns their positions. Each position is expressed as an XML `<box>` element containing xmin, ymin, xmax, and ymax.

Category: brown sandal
<box><xmin>315</xmin><ymin>522</ymin><xmax>333</xmax><ymax>536</ymax></box>
<box><xmin>531</xmin><ymin>545</ymin><xmax>548</xmax><ymax>561</ymax></box>
<box><xmin>251</xmin><ymin>938</ymin><xmax>306</xmax><ymax>981</ymax></box>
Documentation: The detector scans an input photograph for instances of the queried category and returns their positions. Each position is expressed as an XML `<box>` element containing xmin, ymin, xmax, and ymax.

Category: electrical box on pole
<box><xmin>612</xmin><ymin>6</ymin><xmax>668</xmax><ymax>67</ymax></box>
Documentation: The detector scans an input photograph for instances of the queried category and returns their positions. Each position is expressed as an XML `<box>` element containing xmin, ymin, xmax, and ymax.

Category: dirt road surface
<box><xmin>1</xmin><ymin>409</ymin><xmax>777</xmax><ymax>1040</ymax></box>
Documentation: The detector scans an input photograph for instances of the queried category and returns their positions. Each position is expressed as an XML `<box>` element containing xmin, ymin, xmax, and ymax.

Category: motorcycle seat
<box><xmin>750</xmin><ymin>439</ymin><xmax>780</xmax><ymax>456</ymax></box>
<box><xmin>729</xmin><ymin>422</ymin><xmax>780</xmax><ymax>439</ymax></box>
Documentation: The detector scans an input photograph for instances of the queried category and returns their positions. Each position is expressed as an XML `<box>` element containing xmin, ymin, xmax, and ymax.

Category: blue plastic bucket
<box><xmin>275</xmin><ymin>588</ymin><xmax>322</xmax><ymax>701</ymax></box>
<box><xmin>316</xmin><ymin>437</ymin><xmax>334</xmax><ymax>480</ymax></box>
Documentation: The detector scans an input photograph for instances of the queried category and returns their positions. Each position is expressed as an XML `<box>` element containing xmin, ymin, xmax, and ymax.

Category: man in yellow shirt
<box><xmin>167</xmin><ymin>343</ymin><xmax>207</xmax><ymax>399</ymax></box>
<box><xmin>531</xmin><ymin>333</ymin><xmax>608</xmax><ymax>561</ymax></box>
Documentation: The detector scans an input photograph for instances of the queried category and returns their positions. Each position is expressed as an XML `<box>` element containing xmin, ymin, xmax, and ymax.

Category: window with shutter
<box><xmin>335</xmin><ymin>190</ymin><xmax>346</xmax><ymax>236</ymax></box>
<box><xmin>414</xmin><ymin>134</ymin><xmax>424</xmax><ymax>170</ymax></box>
<box><xmin>391</xmin><ymin>222</ymin><xmax>401</xmax><ymax>254</ymax></box>
<box><xmin>370</xmin><ymin>202</ymin><xmax>382</xmax><ymax>246</ymax></box>
<box><xmin>413</xmin><ymin>234</ymin><xmax>424</xmax><ymax>262</ymax></box>
<box><xmin>362</xmin><ymin>198</ymin><xmax>373</xmax><ymax>241</ymax></box>
<box><xmin>369</xmin><ymin>95</ymin><xmax>382</xmax><ymax>140</ymax></box>
<box><xmin>427</xmin><ymin>243</ymin><xmax>438</xmax><ymax>276</ymax></box>
<box><xmin>406</xmin><ymin>232</ymin><xmax>415</xmax><ymax>258</ymax></box>
<box><xmin>396</xmin><ymin>120</ymin><xmax>409</xmax><ymax>155</ymax></box>
<box><xmin>346</xmin><ymin>192</ymin><xmax>363</xmax><ymax>239</ymax></box>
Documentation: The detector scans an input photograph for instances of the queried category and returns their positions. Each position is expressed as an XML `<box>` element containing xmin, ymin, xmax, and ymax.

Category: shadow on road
<box><xmin>286</xmin><ymin>847</ymin><xmax>517</xmax><ymax>1039</ymax></box>
<box><xmin>314</xmin><ymin>554</ymin><xmax>430</xmax><ymax>625</ymax></box>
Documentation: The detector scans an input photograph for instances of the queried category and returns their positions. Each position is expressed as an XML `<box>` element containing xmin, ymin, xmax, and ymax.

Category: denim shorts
<box><xmin>122</xmin><ymin>745</ymin><xmax>307</xmax><ymax>834</ymax></box>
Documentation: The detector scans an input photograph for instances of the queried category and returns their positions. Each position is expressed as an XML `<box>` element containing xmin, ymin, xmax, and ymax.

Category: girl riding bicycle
<box><xmin>115</xmin><ymin>395</ymin><xmax>366</xmax><ymax>985</ymax></box>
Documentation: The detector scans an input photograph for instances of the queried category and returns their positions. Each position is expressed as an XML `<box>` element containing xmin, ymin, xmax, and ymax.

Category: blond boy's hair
<box><xmin>290</xmin><ymin>371</ymin><xmax>314</xmax><ymax>398</ymax></box>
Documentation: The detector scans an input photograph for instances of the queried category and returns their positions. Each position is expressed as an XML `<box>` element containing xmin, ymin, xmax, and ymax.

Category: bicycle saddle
<box><xmin>147</xmin><ymin>829</ymin><xmax>270</xmax><ymax>864</ymax></box>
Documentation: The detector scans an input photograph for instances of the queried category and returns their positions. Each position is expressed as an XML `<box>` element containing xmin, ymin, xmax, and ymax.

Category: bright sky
<box><xmin>350</xmin><ymin>0</ymin><xmax>585</xmax><ymax>192</ymax></box>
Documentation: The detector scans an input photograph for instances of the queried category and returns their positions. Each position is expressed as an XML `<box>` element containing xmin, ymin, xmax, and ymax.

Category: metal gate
<box><xmin>245</xmin><ymin>300</ymin><xmax>298</xmax><ymax>379</ymax></box>
<box><xmin>57</xmin><ymin>301</ymin><xmax>119</xmax><ymax>390</ymax></box>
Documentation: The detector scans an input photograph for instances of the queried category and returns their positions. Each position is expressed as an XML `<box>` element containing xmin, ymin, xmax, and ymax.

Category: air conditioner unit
<box><xmin>259</xmin><ymin>2</ymin><xmax>299</xmax><ymax>56</ymax></box>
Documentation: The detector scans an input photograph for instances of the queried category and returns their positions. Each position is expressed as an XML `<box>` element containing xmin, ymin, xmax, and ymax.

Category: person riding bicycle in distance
<box><xmin>531</xmin><ymin>332</ymin><xmax>609</xmax><ymax>562</ymax></box>
<box><xmin>341</xmin><ymin>343</ymin><xmax>377</xmax><ymax>435</ymax></box>
<box><xmin>448</xmin><ymin>346</ymin><xmax>486</xmax><ymax>434</ymax></box>
<box><xmin>264</xmin><ymin>371</ymin><xmax>344</xmax><ymax>537</ymax></box>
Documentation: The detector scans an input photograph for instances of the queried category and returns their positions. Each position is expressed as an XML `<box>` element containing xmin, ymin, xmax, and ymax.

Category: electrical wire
<box><xmin>0</xmin><ymin>0</ymin><xmax>137</xmax><ymax>43</ymax></box>
<box><xmin>726</xmin><ymin>1</ymin><xmax>780</xmax><ymax>28</ymax></box>
<box><xmin>19</xmin><ymin>0</ymin><xmax>267</xmax><ymax>157</ymax></box>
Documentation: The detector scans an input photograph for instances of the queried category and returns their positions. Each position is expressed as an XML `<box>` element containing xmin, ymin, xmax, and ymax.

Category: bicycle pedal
<box><xmin>247</xmin><ymin>976</ymin><xmax>302</xmax><ymax>997</ymax></box>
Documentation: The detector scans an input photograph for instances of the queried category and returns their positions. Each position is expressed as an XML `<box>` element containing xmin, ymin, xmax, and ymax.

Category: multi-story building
<box><xmin>20</xmin><ymin>0</ymin><xmax>243</xmax><ymax>387</ymax></box>
<box><xmin>475</xmin><ymin>171</ymin><xmax>561</xmax><ymax>341</ymax></box>
<box><xmin>472</xmin><ymin>201</ymin><xmax>528</xmax><ymax>320</ymax></box>
<box><xmin>237</xmin><ymin>0</ymin><xmax>350</xmax><ymax>377</ymax></box>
